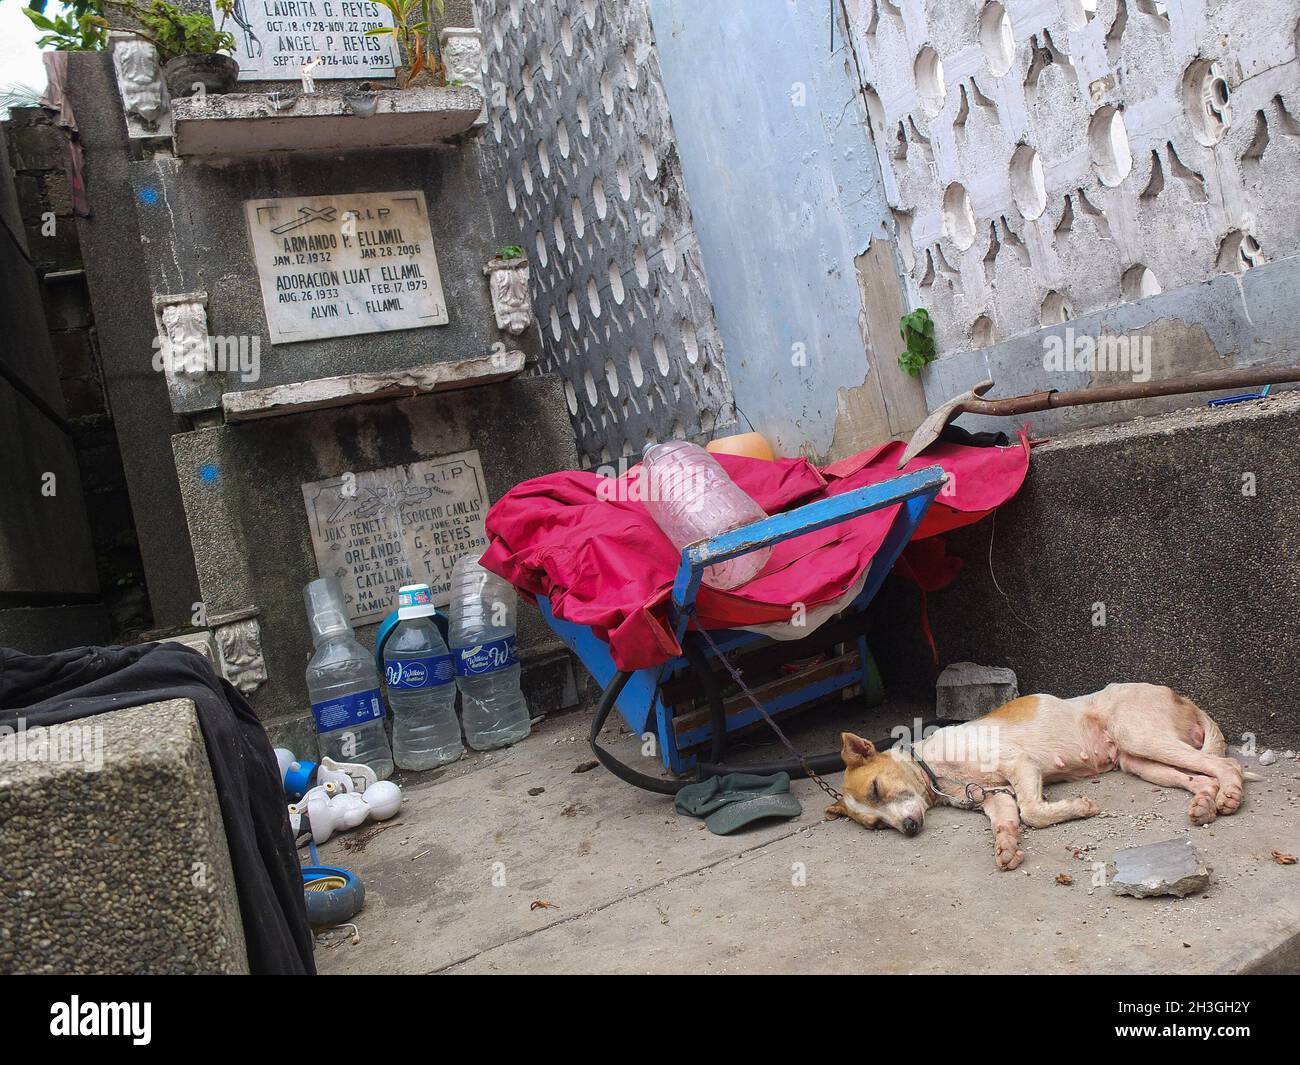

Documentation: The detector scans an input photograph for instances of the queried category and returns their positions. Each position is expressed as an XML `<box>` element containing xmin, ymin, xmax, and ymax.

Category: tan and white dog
<box><xmin>826</xmin><ymin>683</ymin><xmax>1253</xmax><ymax>870</ymax></box>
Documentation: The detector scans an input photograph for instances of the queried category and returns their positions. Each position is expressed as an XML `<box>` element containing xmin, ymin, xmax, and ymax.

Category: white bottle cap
<box><xmin>396</xmin><ymin>583</ymin><xmax>440</xmax><ymax>620</ymax></box>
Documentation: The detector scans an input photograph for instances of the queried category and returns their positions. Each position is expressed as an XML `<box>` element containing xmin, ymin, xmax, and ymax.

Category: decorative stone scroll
<box><xmin>483</xmin><ymin>256</ymin><xmax>532</xmax><ymax>335</ymax></box>
<box><xmin>439</xmin><ymin>27</ymin><xmax>485</xmax><ymax>122</ymax></box>
<box><xmin>211</xmin><ymin>610</ymin><xmax>269</xmax><ymax>695</ymax></box>
<box><xmin>153</xmin><ymin>292</ymin><xmax>212</xmax><ymax>383</ymax></box>
<box><xmin>111</xmin><ymin>33</ymin><xmax>172</xmax><ymax>139</ymax></box>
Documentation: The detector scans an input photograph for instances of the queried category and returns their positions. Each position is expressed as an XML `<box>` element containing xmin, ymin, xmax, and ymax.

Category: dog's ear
<box><xmin>824</xmin><ymin>800</ymin><xmax>847</xmax><ymax>820</ymax></box>
<box><xmin>840</xmin><ymin>732</ymin><xmax>876</xmax><ymax>768</ymax></box>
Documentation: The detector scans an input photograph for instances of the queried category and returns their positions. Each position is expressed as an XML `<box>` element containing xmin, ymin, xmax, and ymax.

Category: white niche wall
<box><xmin>845</xmin><ymin>0</ymin><xmax>1300</xmax><ymax>357</ymax></box>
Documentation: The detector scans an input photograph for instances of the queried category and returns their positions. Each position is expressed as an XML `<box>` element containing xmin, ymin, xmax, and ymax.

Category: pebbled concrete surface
<box><xmin>313</xmin><ymin>697</ymin><xmax>1300</xmax><ymax>974</ymax></box>
<box><xmin>0</xmin><ymin>699</ymin><xmax>248</xmax><ymax>974</ymax></box>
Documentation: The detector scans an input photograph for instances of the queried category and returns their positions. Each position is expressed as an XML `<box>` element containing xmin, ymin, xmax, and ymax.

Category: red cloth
<box><xmin>482</xmin><ymin>438</ymin><xmax>1030</xmax><ymax>670</ymax></box>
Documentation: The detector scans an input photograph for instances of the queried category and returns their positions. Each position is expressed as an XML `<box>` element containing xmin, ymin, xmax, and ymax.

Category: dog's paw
<box><xmin>1215</xmin><ymin>782</ymin><xmax>1242</xmax><ymax>815</ymax></box>
<box><xmin>1188</xmin><ymin>791</ymin><xmax>1217</xmax><ymax>826</ymax></box>
<box><xmin>1077</xmin><ymin>797</ymin><xmax>1101</xmax><ymax>818</ymax></box>
<box><xmin>995</xmin><ymin>837</ymin><xmax>1024</xmax><ymax>871</ymax></box>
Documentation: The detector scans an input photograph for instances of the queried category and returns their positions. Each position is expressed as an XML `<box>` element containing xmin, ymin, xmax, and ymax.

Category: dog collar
<box><xmin>901</xmin><ymin>745</ymin><xmax>1011</xmax><ymax>809</ymax></box>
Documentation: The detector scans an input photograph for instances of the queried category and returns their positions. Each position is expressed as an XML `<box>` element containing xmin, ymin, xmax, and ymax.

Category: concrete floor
<box><xmin>312</xmin><ymin>698</ymin><xmax>1300</xmax><ymax>974</ymax></box>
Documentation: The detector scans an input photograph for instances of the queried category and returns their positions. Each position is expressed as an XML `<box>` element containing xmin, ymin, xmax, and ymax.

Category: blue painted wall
<box><xmin>648</xmin><ymin>0</ymin><xmax>893</xmax><ymax>459</ymax></box>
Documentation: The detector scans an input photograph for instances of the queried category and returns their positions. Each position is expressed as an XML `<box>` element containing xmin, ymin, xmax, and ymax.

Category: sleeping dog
<box><xmin>825</xmin><ymin>683</ymin><xmax>1255</xmax><ymax>870</ymax></box>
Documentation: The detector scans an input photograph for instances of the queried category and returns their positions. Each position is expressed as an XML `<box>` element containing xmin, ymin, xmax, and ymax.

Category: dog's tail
<box><xmin>1188</xmin><ymin>698</ymin><xmax>1266</xmax><ymax>781</ymax></box>
<box><xmin>1192</xmin><ymin>702</ymin><xmax>1227</xmax><ymax>756</ymax></box>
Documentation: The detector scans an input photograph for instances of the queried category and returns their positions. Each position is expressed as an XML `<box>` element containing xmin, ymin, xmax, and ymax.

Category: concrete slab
<box><xmin>221</xmin><ymin>351</ymin><xmax>525</xmax><ymax>422</ymax></box>
<box><xmin>312</xmin><ymin>699</ymin><xmax>1300</xmax><ymax>974</ymax></box>
<box><xmin>171</xmin><ymin>87</ymin><xmax>483</xmax><ymax>157</ymax></box>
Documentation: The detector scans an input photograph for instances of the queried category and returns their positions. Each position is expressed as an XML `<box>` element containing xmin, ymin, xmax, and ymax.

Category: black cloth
<box><xmin>938</xmin><ymin>424</ymin><xmax>1010</xmax><ymax>449</ymax></box>
<box><xmin>0</xmin><ymin>642</ymin><xmax>315</xmax><ymax>974</ymax></box>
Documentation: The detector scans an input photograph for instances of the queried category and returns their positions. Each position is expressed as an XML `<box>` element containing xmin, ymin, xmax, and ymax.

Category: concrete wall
<box><xmin>65</xmin><ymin>52</ymin><xmax>203</xmax><ymax>630</ymax></box>
<box><xmin>868</xmin><ymin>390</ymin><xmax>1300</xmax><ymax>749</ymax></box>
<box><xmin>0</xmin><ymin>121</ymin><xmax>105</xmax><ymax>649</ymax></box>
<box><xmin>4</xmin><ymin>106</ymin><xmax>151</xmax><ymax>638</ymax></box>
<box><xmin>842</xmin><ymin>0</ymin><xmax>1300</xmax><ymax>366</ymax></box>
<box><xmin>475</xmin><ymin>0</ymin><xmax>735</xmax><ymax>467</ymax></box>
<box><xmin>130</xmin><ymin>142</ymin><xmax>526</xmax><ymax>412</ymax></box>
<box><xmin>924</xmin><ymin>254</ymin><xmax>1300</xmax><ymax>438</ymax></box>
<box><xmin>649</xmin><ymin>0</ymin><xmax>927</xmax><ymax>461</ymax></box>
<box><xmin>172</xmin><ymin>375</ymin><xmax>580</xmax><ymax>752</ymax></box>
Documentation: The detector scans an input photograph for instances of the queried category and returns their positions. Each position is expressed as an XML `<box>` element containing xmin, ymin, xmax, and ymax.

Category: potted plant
<box><xmin>368</xmin><ymin>0</ymin><xmax>446</xmax><ymax>87</ymax></box>
<box><xmin>106</xmin><ymin>0</ymin><xmax>239</xmax><ymax>97</ymax></box>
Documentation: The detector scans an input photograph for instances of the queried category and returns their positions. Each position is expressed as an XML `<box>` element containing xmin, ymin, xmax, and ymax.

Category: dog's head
<box><xmin>826</xmin><ymin>732</ymin><xmax>932</xmax><ymax>837</ymax></box>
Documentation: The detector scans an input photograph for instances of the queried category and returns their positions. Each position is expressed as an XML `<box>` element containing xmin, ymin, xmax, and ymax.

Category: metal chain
<box><xmin>695</xmin><ymin>627</ymin><xmax>843</xmax><ymax>803</ymax></box>
<box><xmin>691</xmin><ymin>628</ymin><xmax>1017</xmax><ymax>811</ymax></box>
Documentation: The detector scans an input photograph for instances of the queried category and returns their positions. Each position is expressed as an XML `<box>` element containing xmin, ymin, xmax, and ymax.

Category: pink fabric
<box><xmin>482</xmin><ymin>439</ymin><xmax>1030</xmax><ymax>670</ymax></box>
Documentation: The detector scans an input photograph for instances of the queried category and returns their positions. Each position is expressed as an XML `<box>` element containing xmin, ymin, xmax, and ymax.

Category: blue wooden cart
<box><xmin>537</xmin><ymin>465</ymin><xmax>948</xmax><ymax>787</ymax></box>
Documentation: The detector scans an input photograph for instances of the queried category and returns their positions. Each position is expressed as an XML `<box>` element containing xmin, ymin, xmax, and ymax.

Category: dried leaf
<box><xmin>1055</xmin><ymin>873</ymin><xmax>1073</xmax><ymax>886</ymax></box>
<box><xmin>530</xmin><ymin>899</ymin><xmax>558</xmax><ymax>911</ymax></box>
<box><xmin>1272</xmin><ymin>850</ymin><xmax>1297</xmax><ymax>865</ymax></box>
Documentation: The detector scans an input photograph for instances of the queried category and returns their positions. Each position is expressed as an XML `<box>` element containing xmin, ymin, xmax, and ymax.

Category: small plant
<box><xmin>495</xmin><ymin>245</ymin><xmax>524</xmax><ymax>260</ymax></box>
<box><xmin>21</xmin><ymin>0</ymin><xmax>110</xmax><ymax>50</ymax></box>
<box><xmin>368</xmin><ymin>0</ymin><xmax>446</xmax><ymax>87</ymax></box>
<box><xmin>100</xmin><ymin>0</ymin><xmax>235</xmax><ymax>61</ymax></box>
<box><xmin>897</xmin><ymin>308</ymin><xmax>937</xmax><ymax>377</ymax></box>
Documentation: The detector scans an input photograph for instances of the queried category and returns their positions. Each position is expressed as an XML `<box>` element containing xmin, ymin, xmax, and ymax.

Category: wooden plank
<box><xmin>672</xmin><ymin>650</ymin><xmax>862</xmax><ymax>738</ymax></box>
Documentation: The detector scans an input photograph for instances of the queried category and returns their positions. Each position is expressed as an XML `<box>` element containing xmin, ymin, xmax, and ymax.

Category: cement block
<box><xmin>171</xmin><ymin>374</ymin><xmax>580</xmax><ymax>735</ymax></box>
<box><xmin>869</xmin><ymin>390</ymin><xmax>1300</xmax><ymax>749</ymax></box>
<box><xmin>935</xmin><ymin>662</ymin><xmax>1018</xmax><ymax>721</ymax></box>
<box><xmin>9</xmin><ymin>124</ymin><xmax>66</xmax><ymax>171</ymax></box>
<box><xmin>1112</xmin><ymin>838</ymin><xmax>1213</xmax><ymax>899</ymax></box>
<box><xmin>0</xmin><ymin>698</ymin><xmax>248</xmax><ymax>974</ymax></box>
<box><xmin>0</xmin><ymin>604</ymin><xmax>111</xmax><ymax>653</ymax></box>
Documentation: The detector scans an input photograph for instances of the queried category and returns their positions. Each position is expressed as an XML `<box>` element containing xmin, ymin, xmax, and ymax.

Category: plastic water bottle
<box><xmin>448</xmin><ymin>554</ymin><xmax>531</xmax><ymax>751</ymax></box>
<box><xmin>640</xmin><ymin>440</ymin><xmax>771</xmax><ymax>589</ymax></box>
<box><xmin>303</xmin><ymin>576</ymin><xmax>394</xmax><ymax>780</ymax></box>
<box><xmin>383</xmin><ymin>583</ymin><xmax>464</xmax><ymax>770</ymax></box>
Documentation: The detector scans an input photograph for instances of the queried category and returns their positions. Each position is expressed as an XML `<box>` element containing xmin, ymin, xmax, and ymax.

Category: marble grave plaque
<box><xmin>245</xmin><ymin>190</ymin><xmax>449</xmax><ymax>344</ymax></box>
<box><xmin>302</xmin><ymin>451</ymin><xmax>490</xmax><ymax>625</ymax></box>
<box><xmin>215</xmin><ymin>0</ymin><xmax>399</xmax><ymax>81</ymax></box>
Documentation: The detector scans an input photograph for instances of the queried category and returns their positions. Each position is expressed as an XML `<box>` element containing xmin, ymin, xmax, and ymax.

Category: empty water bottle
<box><xmin>640</xmin><ymin>440</ymin><xmax>771</xmax><ymax>589</ymax></box>
<box><xmin>383</xmin><ymin>583</ymin><xmax>464</xmax><ymax>770</ymax></box>
<box><xmin>448</xmin><ymin>554</ymin><xmax>531</xmax><ymax>751</ymax></box>
<box><xmin>303</xmin><ymin>576</ymin><xmax>394</xmax><ymax>780</ymax></box>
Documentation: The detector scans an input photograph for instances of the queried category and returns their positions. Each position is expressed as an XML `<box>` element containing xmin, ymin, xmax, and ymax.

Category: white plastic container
<box><xmin>448</xmin><ymin>554</ymin><xmax>531</xmax><ymax>751</ymax></box>
<box><xmin>640</xmin><ymin>440</ymin><xmax>771</xmax><ymax>589</ymax></box>
<box><xmin>383</xmin><ymin>583</ymin><xmax>464</xmax><ymax>770</ymax></box>
<box><xmin>303</xmin><ymin>576</ymin><xmax>394</xmax><ymax>780</ymax></box>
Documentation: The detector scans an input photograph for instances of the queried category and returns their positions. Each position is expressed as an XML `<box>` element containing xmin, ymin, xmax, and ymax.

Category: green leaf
<box><xmin>897</xmin><ymin>308</ymin><xmax>937</xmax><ymax>377</ymax></box>
<box><xmin>23</xmin><ymin>8</ymin><xmax>59</xmax><ymax>30</ymax></box>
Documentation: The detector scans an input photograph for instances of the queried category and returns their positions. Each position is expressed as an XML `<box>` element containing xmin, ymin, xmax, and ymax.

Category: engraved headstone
<box><xmin>302</xmin><ymin>451</ymin><xmax>490</xmax><ymax>625</ymax></box>
<box><xmin>245</xmin><ymin>190</ymin><xmax>449</xmax><ymax>344</ymax></box>
<box><xmin>215</xmin><ymin>0</ymin><xmax>399</xmax><ymax>81</ymax></box>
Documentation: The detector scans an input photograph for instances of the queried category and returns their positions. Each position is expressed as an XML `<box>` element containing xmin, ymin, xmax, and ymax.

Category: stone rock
<box><xmin>1258</xmin><ymin>749</ymin><xmax>1277</xmax><ymax>766</ymax></box>
<box><xmin>1111</xmin><ymin>838</ymin><xmax>1212</xmax><ymax>899</ymax></box>
<box><xmin>0</xmin><ymin>698</ymin><xmax>248</xmax><ymax>973</ymax></box>
<box><xmin>935</xmin><ymin>662</ymin><xmax>1019</xmax><ymax>721</ymax></box>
